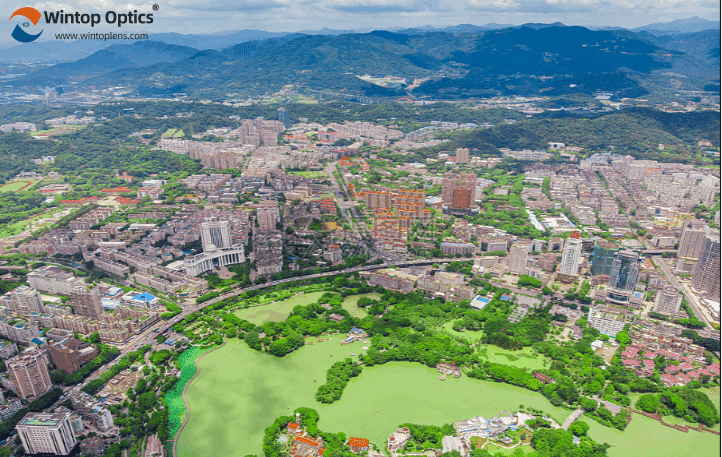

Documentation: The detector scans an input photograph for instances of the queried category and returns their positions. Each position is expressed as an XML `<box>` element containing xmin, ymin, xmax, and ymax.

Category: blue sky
<box><xmin>1</xmin><ymin>0</ymin><xmax>719</xmax><ymax>43</ymax></box>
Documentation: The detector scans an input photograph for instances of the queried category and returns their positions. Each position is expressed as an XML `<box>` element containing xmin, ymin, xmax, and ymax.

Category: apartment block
<box><xmin>16</xmin><ymin>412</ymin><xmax>78</xmax><ymax>456</ymax></box>
<box><xmin>7</xmin><ymin>349</ymin><xmax>52</xmax><ymax>399</ymax></box>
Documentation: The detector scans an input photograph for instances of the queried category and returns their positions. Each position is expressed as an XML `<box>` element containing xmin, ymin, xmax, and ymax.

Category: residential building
<box><xmin>71</xmin><ymin>393</ymin><xmax>114</xmax><ymax>431</ymax></box>
<box><xmin>678</xmin><ymin>220</ymin><xmax>709</xmax><ymax>259</ymax></box>
<box><xmin>27</xmin><ymin>266</ymin><xmax>85</xmax><ymax>295</ymax></box>
<box><xmin>508</xmin><ymin>246</ymin><xmax>529</xmax><ymax>275</ymax></box>
<box><xmin>257</xmin><ymin>206</ymin><xmax>279</xmax><ymax>232</ymax></box>
<box><xmin>0</xmin><ymin>341</ymin><xmax>18</xmax><ymax>359</ymax></box>
<box><xmin>16</xmin><ymin>412</ymin><xmax>78</xmax><ymax>456</ymax></box>
<box><xmin>277</xmin><ymin>107</ymin><xmax>291</xmax><ymax>129</ymax></box>
<box><xmin>48</xmin><ymin>338</ymin><xmax>98</xmax><ymax>374</ymax></box>
<box><xmin>442</xmin><ymin>171</ymin><xmax>477</xmax><ymax>213</ymax></box>
<box><xmin>440</xmin><ymin>242</ymin><xmax>475</xmax><ymax>257</ymax></box>
<box><xmin>559</xmin><ymin>231</ymin><xmax>582</xmax><ymax>275</ymax></box>
<box><xmin>71</xmin><ymin>285</ymin><xmax>103</xmax><ymax>320</ymax></box>
<box><xmin>7</xmin><ymin>349</ymin><xmax>52</xmax><ymax>399</ymax></box>
<box><xmin>588</xmin><ymin>307</ymin><xmax>628</xmax><ymax>337</ymax></box>
<box><xmin>692</xmin><ymin>231</ymin><xmax>721</xmax><ymax>299</ymax></box>
<box><xmin>455</xmin><ymin>148</ymin><xmax>470</xmax><ymax>164</ymax></box>
<box><xmin>653</xmin><ymin>286</ymin><xmax>683</xmax><ymax>317</ymax></box>
<box><xmin>8</xmin><ymin>286</ymin><xmax>43</xmax><ymax>317</ymax></box>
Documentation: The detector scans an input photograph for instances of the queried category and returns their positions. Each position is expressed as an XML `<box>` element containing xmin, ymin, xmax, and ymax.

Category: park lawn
<box><xmin>233</xmin><ymin>291</ymin><xmax>328</xmax><ymax>325</ymax></box>
<box><xmin>290</xmin><ymin>171</ymin><xmax>328</xmax><ymax>179</ymax></box>
<box><xmin>581</xmin><ymin>413</ymin><xmax>720</xmax><ymax>457</ymax></box>
<box><xmin>0</xmin><ymin>219</ymin><xmax>32</xmax><ymax>239</ymax></box>
<box><xmin>176</xmin><ymin>339</ymin><xmax>571</xmax><ymax>457</ymax></box>
<box><xmin>0</xmin><ymin>207</ymin><xmax>68</xmax><ymax>239</ymax></box>
<box><xmin>440</xmin><ymin>321</ymin><xmax>484</xmax><ymax>342</ymax></box>
<box><xmin>341</xmin><ymin>293</ymin><xmax>380</xmax><ymax>318</ymax></box>
<box><xmin>174</xmin><ymin>129</ymin><xmax>185</xmax><ymax>138</ymax></box>
<box><xmin>481</xmin><ymin>346</ymin><xmax>548</xmax><ymax>371</ymax></box>
<box><xmin>162</xmin><ymin>128</ymin><xmax>178</xmax><ymax>138</ymax></box>
<box><xmin>0</xmin><ymin>180</ymin><xmax>36</xmax><ymax>192</ymax></box>
<box><xmin>30</xmin><ymin>125</ymin><xmax>86</xmax><ymax>136</ymax></box>
<box><xmin>485</xmin><ymin>443</ymin><xmax>533</xmax><ymax>455</ymax></box>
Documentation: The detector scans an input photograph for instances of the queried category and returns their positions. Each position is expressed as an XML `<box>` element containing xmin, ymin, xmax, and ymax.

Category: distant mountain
<box><xmin>10</xmin><ymin>24</ymin><xmax>719</xmax><ymax>100</ymax></box>
<box><xmin>0</xmin><ymin>29</ymin><xmax>288</xmax><ymax>64</ymax></box>
<box><xmin>147</xmin><ymin>30</ymin><xmax>287</xmax><ymax>50</ymax></box>
<box><xmin>639</xmin><ymin>29</ymin><xmax>720</xmax><ymax>66</ymax></box>
<box><xmin>13</xmin><ymin>41</ymin><xmax>199</xmax><ymax>86</ymax></box>
<box><xmin>518</xmin><ymin>22</ymin><xmax>568</xmax><ymax>30</ymax></box>
<box><xmin>635</xmin><ymin>16</ymin><xmax>720</xmax><ymax>34</ymax></box>
<box><xmin>0</xmin><ymin>40</ymin><xmax>113</xmax><ymax>63</ymax></box>
<box><xmin>68</xmin><ymin>26</ymin><xmax>690</xmax><ymax>100</ymax></box>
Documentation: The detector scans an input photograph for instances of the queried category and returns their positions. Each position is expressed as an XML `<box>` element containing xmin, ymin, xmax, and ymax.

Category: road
<box><xmin>652</xmin><ymin>256</ymin><xmax>712</xmax><ymax>328</ymax></box>
<box><xmin>325</xmin><ymin>163</ymin><xmax>365</xmax><ymax>239</ymax></box>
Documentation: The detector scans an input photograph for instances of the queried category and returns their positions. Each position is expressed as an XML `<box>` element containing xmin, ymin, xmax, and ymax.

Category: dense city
<box><xmin>0</xmin><ymin>10</ymin><xmax>720</xmax><ymax>457</ymax></box>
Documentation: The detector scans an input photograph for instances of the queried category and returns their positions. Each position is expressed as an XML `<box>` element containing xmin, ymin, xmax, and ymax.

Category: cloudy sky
<box><xmin>1</xmin><ymin>0</ymin><xmax>719</xmax><ymax>43</ymax></box>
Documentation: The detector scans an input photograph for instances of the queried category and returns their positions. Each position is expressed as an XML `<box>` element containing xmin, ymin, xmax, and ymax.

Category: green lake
<box><xmin>176</xmin><ymin>338</ymin><xmax>569</xmax><ymax>457</ymax></box>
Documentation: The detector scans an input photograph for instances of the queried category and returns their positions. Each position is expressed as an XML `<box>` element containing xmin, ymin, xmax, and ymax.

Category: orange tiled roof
<box><xmin>116</xmin><ymin>197</ymin><xmax>140</xmax><ymax>205</ymax></box>
<box><xmin>348</xmin><ymin>438</ymin><xmax>369</xmax><ymax>448</ymax></box>
<box><xmin>293</xmin><ymin>436</ymin><xmax>321</xmax><ymax>447</ymax></box>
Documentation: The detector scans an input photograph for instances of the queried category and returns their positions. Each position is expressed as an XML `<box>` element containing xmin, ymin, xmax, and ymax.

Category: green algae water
<box><xmin>175</xmin><ymin>339</ymin><xmax>568</xmax><ymax>457</ymax></box>
<box><xmin>166</xmin><ymin>346</ymin><xmax>210</xmax><ymax>439</ymax></box>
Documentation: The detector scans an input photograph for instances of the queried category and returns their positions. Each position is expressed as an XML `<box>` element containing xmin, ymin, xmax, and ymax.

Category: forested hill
<box><xmin>416</xmin><ymin>108</ymin><xmax>721</xmax><ymax>162</ymax></box>
<box><xmin>11</xmin><ymin>25</ymin><xmax>719</xmax><ymax>100</ymax></box>
<box><xmin>11</xmin><ymin>41</ymin><xmax>201</xmax><ymax>87</ymax></box>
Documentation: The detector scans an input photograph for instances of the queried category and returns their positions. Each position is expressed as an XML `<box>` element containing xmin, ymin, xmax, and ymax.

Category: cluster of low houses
<box><xmin>621</xmin><ymin>345</ymin><xmax>720</xmax><ymax>386</ymax></box>
<box><xmin>388</xmin><ymin>412</ymin><xmax>543</xmax><ymax>457</ymax></box>
<box><xmin>282</xmin><ymin>410</ymin><xmax>548</xmax><ymax>457</ymax></box>
<box><xmin>283</xmin><ymin>415</ymin><xmax>370</xmax><ymax>457</ymax></box>
<box><xmin>340</xmin><ymin>328</ymin><xmax>368</xmax><ymax>345</ymax></box>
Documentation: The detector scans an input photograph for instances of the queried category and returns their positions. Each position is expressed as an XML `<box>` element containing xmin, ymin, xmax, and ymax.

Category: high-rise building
<box><xmin>608</xmin><ymin>249</ymin><xmax>641</xmax><ymax>292</ymax></box>
<box><xmin>257</xmin><ymin>206</ymin><xmax>279</xmax><ymax>232</ymax></box>
<box><xmin>48</xmin><ymin>338</ymin><xmax>98</xmax><ymax>375</ymax></box>
<box><xmin>201</xmin><ymin>220</ymin><xmax>232</xmax><ymax>251</ymax></box>
<box><xmin>588</xmin><ymin>307</ymin><xmax>628</xmax><ymax>337</ymax></box>
<box><xmin>653</xmin><ymin>286</ymin><xmax>683</xmax><ymax>317</ymax></box>
<box><xmin>441</xmin><ymin>171</ymin><xmax>476</xmax><ymax>212</ymax></box>
<box><xmin>678</xmin><ymin>220</ymin><xmax>709</xmax><ymax>259</ymax></box>
<box><xmin>277</xmin><ymin>107</ymin><xmax>290</xmax><ymax>129</ymax></box>
<box><xmin>7</xmin><ymin>349</ymin><xmax>52</xmax><ymax>399</ymax></box>
<box><xmin>559</xmin><ymin>231</ymin><xmax>582</xmax><ymax>276</ymax></box>
<box><xmin>590</xmin><ymin>240</ymin><xmax>619</xmax><ymax>276</ymax></box>
<box><xmin>692</xmin><ymin>232</ymin><xmax>720</xmax><ymax>299</ymax></box>
<box><xmin>70</xmin><ymin>285</ymin><xmax>102</xmax><ymax>320</ymax></box>
<box><xmin>508</xmin><ymin>245</ymin><xmax>529</xmax><ymax>275</ymax></box>
<box><xmin>8</xmin><ymin>286</ymin><xmax>43</xmax><ymax>317</ymax></box>
<box><xmin>16</xmin><ymin>412</ymin><xmax>78</xmax><ymax>456</ymax></box>
<box><xmin>455</xmin><ymin>148</ymin><xmax>470</xmax><ymax>164</ymax></box>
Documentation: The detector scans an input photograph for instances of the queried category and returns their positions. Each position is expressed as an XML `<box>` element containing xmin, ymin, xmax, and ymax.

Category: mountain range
<box><xmin>1</xmin><ymin>17</ymin><xmax>718</xmax><ymax>64</ymax></box>
<box><xmin>5</xmin><ymin>21</ymin><xmax>720</xmax><ymax>101</ymax></box>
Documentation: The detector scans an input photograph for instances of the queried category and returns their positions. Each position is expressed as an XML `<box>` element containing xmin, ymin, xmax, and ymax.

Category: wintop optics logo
<box><xmin>9</xmin><ymin>6</ymin><xmax>155</xmax><ymax>43</ymax></box>
<box><xmin>9</xmin><ymin>7</ymin><xmax>42</xmax><ymax>43</ymax></box>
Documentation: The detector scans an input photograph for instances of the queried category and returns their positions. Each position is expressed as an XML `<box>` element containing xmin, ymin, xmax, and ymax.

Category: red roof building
<box><xmin>101</xmin><ymin>186</ymin><xmax>133</xmax><ymax>196</ymax></box>
<box><xmin>348</xmin><ymin>438</ymin><xmax>369</xmax><ymax>452</ymax></box>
